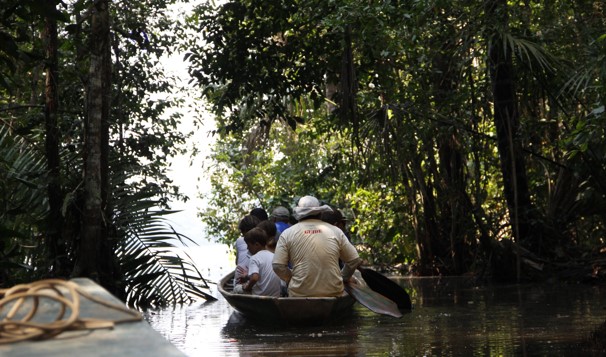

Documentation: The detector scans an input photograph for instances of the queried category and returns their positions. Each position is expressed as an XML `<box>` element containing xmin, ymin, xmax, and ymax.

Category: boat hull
<box><xmin>218</xmin><ymin>272</ymin><xmax>355</xmax><ymax>325</ymax></box>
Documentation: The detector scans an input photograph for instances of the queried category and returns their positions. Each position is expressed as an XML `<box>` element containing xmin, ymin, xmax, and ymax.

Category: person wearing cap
<box><xmin>272</xmin><ymin>196</ymin><xmax>362</xmax><ymax>297</ymax></box>
<box><xmin>270</xmin><ymin>206</ymin><xmax>291</xmax><ymax>235</ymax></box>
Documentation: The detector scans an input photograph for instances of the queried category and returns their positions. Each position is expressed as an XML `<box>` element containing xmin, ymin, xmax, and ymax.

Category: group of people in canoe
<box><xmin>233</xmin><ymin>196</ymin><xmax>362</xmax><ymax>298</ymax></box>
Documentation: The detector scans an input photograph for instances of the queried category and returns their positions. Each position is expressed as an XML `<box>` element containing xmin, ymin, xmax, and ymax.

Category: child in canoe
<box><xmin>234</xmin><ymin>227</ymin><xmax>282</xmax><ymax>297</ymax></box>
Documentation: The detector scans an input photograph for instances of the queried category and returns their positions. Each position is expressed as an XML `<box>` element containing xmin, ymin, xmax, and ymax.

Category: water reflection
<box><xmin>145</xmin><ymin>278</ymin><xmax>606</xmax><ymax>356</ymax></box>
<box><xmin>221</xmin><ymin>307</ymin><xmax>365</xmax><ymax>356</ymax></box>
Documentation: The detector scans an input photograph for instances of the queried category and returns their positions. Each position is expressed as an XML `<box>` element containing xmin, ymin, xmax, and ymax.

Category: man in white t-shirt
<box><xmin>272</xmin><ymin>196</ymin><xmax>361</xmax><ymax>297</ymax></box>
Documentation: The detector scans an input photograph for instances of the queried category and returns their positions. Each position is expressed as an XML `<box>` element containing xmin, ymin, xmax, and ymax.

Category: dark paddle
<box><xmin>358</xmin><ymin>267</ymin><xmax>412</xmax><ymax>311</ymax></box>
<box><xmin>345</xmin><ymin>272</ymin><xmax>402</xmax><ymax>318</ymax></box>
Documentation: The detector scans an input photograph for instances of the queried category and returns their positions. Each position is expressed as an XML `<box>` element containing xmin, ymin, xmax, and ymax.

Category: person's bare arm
<box><xmin>338</xmin><ymin>230</ymin><xmax>362</xmax><ymax>282</ymax></box>
<box><xmin>272</xmin><ymin>238</ymin><xmax>292</xmax><ymax>283</ymax></box>
<box><xmin>243</xmin><ymin>273</ymin><xmax>260</xmax><ymax>292</ymax></box>
<box><xmin>272</xmin><ymin>263</ymin><xmax>292</xmax><ymax>283</ymax></box>
<box><xmin>341</xmin><ymin>257</ymin><xmax>362</xmax><ymax>281</ymax></box>
<box><xmin>236</xmin><ymin>265</ymin><xmax>249</xmax><ymax>283</ymax></box>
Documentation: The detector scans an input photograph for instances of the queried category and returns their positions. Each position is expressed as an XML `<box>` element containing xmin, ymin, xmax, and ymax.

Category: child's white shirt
<box><xmin>248</xmin><ymin>250</ymin><xmax>281</xmax><ymax>297</ymax></box>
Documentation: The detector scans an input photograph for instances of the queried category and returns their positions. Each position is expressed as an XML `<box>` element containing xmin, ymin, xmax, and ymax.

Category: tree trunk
<box><xmin>485</xmin><ymin>0</ymin><xmax>539</xmax><ymax>278</ymax></box>
<box><xmin>431</xmin><ymin>23</ymin><xmax>477</xmax><ymax>275</ymax></box>
<box><xmin>410</xmin><ymin>155</ymin><xmax>441</xmax><ymax>275</ymax></box>
<box><xmin>44</xmin><ymin>0</ymin><xmax>65</xmax><ymax>276</ymax></box>
<box><xmin>340</xmin><ymin>25</ymin><xmax>358</xmax><ymax>144</ymax></box>
<box><xmin>74</xmin><ymin>0</ymin><xmax>111</xmax><ymax>281</ymax></box>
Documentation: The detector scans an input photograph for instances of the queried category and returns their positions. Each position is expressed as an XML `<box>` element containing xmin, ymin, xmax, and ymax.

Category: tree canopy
<box><xmin>1</xmin><ymin>0</ymin><xmax>605</xmax><ymax>300</ymax></box>
<box><xmin>186</xmin><ymin>0</ymin><xmax>606</xmax><ymax>282</ymax></box>
<box><xmin>0</xmin><ymin>0</ymin><xmax>213</xmax><ymax>307</ymax></box>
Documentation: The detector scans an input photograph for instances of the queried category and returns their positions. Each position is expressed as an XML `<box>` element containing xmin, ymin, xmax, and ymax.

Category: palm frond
<box><xmin>559</xmin><ymin>34</ymin><xmax>605</xmax><ymax>98</ymax></box>
<box><xmin>113</xmin><ymin>183</ymin><xmax>216</xmax><ymax>308</ymax></box>
<box><xmin>0</xmin><ymin>125</ymin><xmax>48</xmax><ymax>224</ymax></box>
<box><xmin>500</xmin><ymin>33</ymin><xmax>558</xmax><ymax>73</ymax></box>
<box><xmin>0</xmin><ymin>125</ymin><xmax>47</xmax><ymax>283</ymax></box>
<box><xmin>562</xmin><ymin>66</ymin><xmax>598</xmax><ymax>98</ymax></box>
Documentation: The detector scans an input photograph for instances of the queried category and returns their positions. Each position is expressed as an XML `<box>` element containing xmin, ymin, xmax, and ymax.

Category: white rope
<box><xmin>0</xmin><ymin>279</ymin><xmax>141</xmax><ymax>344</ymax></box>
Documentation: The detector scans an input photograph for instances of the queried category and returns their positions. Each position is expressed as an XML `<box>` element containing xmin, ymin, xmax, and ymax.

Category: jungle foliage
<box><xmin>1</xmin><ymin>0</ymin><xmax>605</xmax><ymax>305</ymax></box>
<box><xmin>0</xmin><ymin>0</ymin><xmax>213</xmax><ymax>307</ymax></box>
<box><xmin>186</xmin><ymin>0</ymin><xmax>606</xmax><ymax>282</ymax></box>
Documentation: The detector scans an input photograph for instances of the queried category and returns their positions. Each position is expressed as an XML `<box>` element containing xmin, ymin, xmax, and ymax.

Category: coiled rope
<box><xmin>0</xmin><ymin>279</ymin><xmax>142</xmax><ymax>344</ymax></box>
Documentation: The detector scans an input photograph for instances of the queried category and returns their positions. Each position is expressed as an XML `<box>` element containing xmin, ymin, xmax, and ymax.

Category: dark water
<box><xmin>144</xmin><ymin>277</ymin><xmax>606</xmax><ymax>356</ymax></box>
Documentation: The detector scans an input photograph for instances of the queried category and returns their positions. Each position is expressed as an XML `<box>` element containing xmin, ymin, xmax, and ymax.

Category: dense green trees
<box><xmin>0</xmin><ymin>0</ymin><xmax>212</xmax><ymax>306</ymax></box>
<box><xmin>188</xmin><ymin>0</ymin><xmax>606</xmax><ymax>282</ymax></box>
<box><xmin>1</xmin><ymin>0</ymin><xmax>604</xmax><ymax>300</ymax></box>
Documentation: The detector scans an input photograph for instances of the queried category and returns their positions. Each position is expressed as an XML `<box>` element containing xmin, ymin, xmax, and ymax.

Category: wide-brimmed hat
<box><xmin>293</xmin><ymin>196</ymin><xmax>333</xmax><ymax>220</ymax></box>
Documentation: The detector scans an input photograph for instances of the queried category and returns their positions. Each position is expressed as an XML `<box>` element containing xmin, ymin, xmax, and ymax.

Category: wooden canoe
<box><xmin>218</xmin><ymin>272</ymin><xmax>355</xmax><ymax>325</ymax></box>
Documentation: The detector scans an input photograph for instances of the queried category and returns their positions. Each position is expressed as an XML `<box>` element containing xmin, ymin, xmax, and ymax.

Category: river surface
<box><xmin>144</xmin><ymin>275</ymin><xmax>606</xmax><ymax>357</ymax></box>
